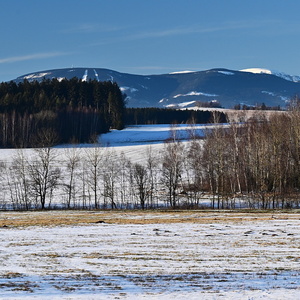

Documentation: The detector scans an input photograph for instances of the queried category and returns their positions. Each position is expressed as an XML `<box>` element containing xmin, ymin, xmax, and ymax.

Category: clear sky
<box><xmin>1</xmin><ymin>0</ymin><xmax>300</xmax><ymax>82</ymax></box>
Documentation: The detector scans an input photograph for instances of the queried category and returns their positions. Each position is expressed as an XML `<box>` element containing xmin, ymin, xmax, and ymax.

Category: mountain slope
<box><xmin>14</xmin><ymin>67</ymin><xmax>300</xmax><ymax>108</ymax></box>
<box><xmin>240</xmin><ymin>68</ymin><xmax>300</xmax><ymax>83</ymax></box>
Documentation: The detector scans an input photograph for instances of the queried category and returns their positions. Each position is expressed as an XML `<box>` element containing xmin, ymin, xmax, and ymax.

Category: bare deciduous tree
<box><xmin>28</xmin><ymin>147</ymin><xmax>61</xmax><ymax>209</ymax></box>
<box><xmin>132</xmin><ymin>163</ymin><xmax>149</xmax><ymax>209</ymax></box>
<box><xmin>186</xmin><ymin>138</ymin><xmax>204</xmax><ymax>207</ymax></box>
<box><xmin>63</xmin><ymin>148</ymin><xmax>81</xmax><ymax>208</ymax></box>
<box><xmin>84</xmin><ymin>147</ymin><xmax>105</xmax><ymax>209</ymax></box>
<box><xmin>161</xmin><ymin>128</ymin><xmax>184</xmax><ymax>208</ymax></box>
<box><xmin>146</xmin><ymin>146</ymin><xmax>159</xmax><ymax>208</ymax></box>
<box><xmin>103</xmin><ymin>150</ymin><xmax>119</xmax><ymax>209</ymax></box>
<box><xmin>10</xmin><ymin>150</ymin><xmax>31</xmax><ymax>210</ymax></box>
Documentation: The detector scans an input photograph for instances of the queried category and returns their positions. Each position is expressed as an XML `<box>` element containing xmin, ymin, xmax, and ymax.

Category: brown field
<box><xmin>0</xmin><ymin>209</ymin><xmax>299</xmax><ymax>227</ymax></box>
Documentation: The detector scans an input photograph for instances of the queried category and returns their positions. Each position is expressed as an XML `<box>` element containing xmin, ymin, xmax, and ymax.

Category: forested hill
<box><xmin>0</xmin><ymin>78</ymin><xmax>227</xmax><ymax>148</ymax></box>
<box><xmin>0</xmin><ymin>79</ymin><xmax>125</xmax><ymax>147</ymax></box>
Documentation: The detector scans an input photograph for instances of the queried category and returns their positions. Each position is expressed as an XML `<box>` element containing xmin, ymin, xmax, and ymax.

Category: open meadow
<box><xmin>0</xmin><ymin>210</ymin><xmax>299</xmax><ymax>299</ymax></box>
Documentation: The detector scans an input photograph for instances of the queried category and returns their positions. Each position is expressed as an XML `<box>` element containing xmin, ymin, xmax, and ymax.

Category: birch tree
<box><xmin>63</xmin><ymin>148</ymin><xmax>81</xmax><ymax>208</ymax></box>
<box><xmin>10</xmin><ymin>150</ymin><xmax>31</xmax><ymax>210</ymax></box>
<box><xmin>84</xmin><ymin>147</ymin><xmax>105</xmax><ymax>209</ymax></box>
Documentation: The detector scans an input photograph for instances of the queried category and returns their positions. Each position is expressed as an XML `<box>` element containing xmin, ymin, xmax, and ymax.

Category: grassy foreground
<box><xmin>0</xmin><ymin>210</ymin><xmax>299</xmax><ymax>227</ymax></box>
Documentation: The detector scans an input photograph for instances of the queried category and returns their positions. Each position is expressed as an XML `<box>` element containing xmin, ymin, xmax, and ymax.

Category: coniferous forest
<box><xmin>0</xmin><ymin>79</ymin><xmax>126</xmax><ymax>147</ymax></box>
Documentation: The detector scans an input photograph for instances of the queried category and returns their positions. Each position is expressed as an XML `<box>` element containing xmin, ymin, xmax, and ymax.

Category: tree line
<box><xmin>125</xmin><ymin>107</ymin><xmax>226</xmax><ymax>125</ymax></box>
<box><xmin>0</xmin><ymin>79</ymin><xmax>126</xmax><ymax>147</ymax></box>
<box><xmin>233</xmin><ymin>103</ymin><xmax>281</xmax><ymax>111</ymax></box>
<box><xmin>1</xmin><ymin>110</ymin><xmax>300</xmax><ymax>210</ymax></box>
<box><xmin>196</xmin><ymin>110</ymin><xmax>300</xmax><ymax>209</ymax></box>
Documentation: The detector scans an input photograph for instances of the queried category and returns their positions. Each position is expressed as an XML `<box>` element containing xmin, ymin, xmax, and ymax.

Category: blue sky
<box><xmin>1</xmin><ymin>0</ymin><xmax>300</xmax><ymax>82</ymax></box>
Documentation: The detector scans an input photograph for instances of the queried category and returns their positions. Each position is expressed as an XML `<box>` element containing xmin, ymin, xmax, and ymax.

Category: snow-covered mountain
<box><xmin>13</xmin><ymin>67</ymin><xmax>300</xmax><ymax>109</ymax></box>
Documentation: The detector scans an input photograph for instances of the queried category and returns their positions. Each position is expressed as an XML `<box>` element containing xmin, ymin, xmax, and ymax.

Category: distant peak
<box><xmin>240</xmin><ymin>68</ymin><xmax>300</xmax><ymax>82</ymax></box>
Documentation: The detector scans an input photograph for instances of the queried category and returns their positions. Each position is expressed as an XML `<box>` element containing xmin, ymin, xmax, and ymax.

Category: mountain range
<box><xmin>13</xmin><ymin>67</ymin><xmax>300</xmax><ymax>109</ymax></box>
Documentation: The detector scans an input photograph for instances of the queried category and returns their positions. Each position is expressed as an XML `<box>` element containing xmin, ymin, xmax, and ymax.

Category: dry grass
<box><xmin>0</xmin><ymin>210</ymin><xmax>299</xmax><ymax>227</ymax></box>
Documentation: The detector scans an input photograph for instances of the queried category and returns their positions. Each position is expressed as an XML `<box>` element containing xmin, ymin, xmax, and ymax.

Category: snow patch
<box><xmin>169</xmin><ymin>70</ymin><xmax>195</xmax><ymax>74</ymax></box>
<box><xmin>240</xmin><ymin>68</ymin><xmax>272</xmax><ymax>75</ymax></box>
<box><xmin>120</xmin><ymin>86</ymin><xmax>138</xmax><ymax>93</ymax></box>
<box><xmin>174</xmin><ymin>91</ymin><xmax>218</xmax><ymax>98</ymax></box>
<box><xmin>262</xmin><ymin>91</ymin><xmax>276</xmax><ymax>96</ymax></box>
<box><xmin>218</xmin><ymin>71</ymin><xmax>234</xmax><ymax>75</ymax></box>
<box><xmin>262</xmin><ymin>91</ymin><xmax>289</xmax><ymax>101</ymax></box>
<box><xmin>93</xmin><ymin>69</ymin><xmax>100</xmax><ymax>82</ymax></box>
<box><xmin>177</xmin><ymin>101</ymin><xmax>197</xmax><ymax>107</ymax></box>
<box><xmin>23</xmin><ymin>72</ymin><xmax>51</xmax><ymax>80</ymax></box>
<box><xmin>272</xmin><ymin>71</ymin><xmax>300</xmax><ymax>83</ymax></box>
<box><xmin>82</xmin><ymin>69</ymin><xmax>88</xmax><ymax>82</ymax></box>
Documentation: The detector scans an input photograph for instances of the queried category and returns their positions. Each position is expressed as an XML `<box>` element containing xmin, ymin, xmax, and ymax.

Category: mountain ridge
<box><xmin>240</xmin><ymin>68</ymin><xmax>300</xmax><ymax>83</ymax></box>
<box><xmin>13</xmin><ymin>67</ymin><xmax>300</xmax><ymax>109</ymax></box>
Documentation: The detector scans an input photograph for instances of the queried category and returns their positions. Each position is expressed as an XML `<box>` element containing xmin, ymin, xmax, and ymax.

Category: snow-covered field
<box><xmin>99</xmin><ymin>124</ymin><xmax>207</xmax><ymax>147</ymax></box>
<box><xmin>1</xmin><ymin>124</ymin><xmax>300</xmax><ymax>299</ymax></box>
<box><xmin>0</xmin><ymin>211</ymin><xmax>299</xmax><ymax>299</ymax></box>
<box><xmin>0</xmin><ymin>124</ymin><xmax>207</xmax><ymax>165</ymax></box>
<box><xmin>0</xmin><ymin>124</ymin><xmax>196</xmax><ymax>162</ymax></box>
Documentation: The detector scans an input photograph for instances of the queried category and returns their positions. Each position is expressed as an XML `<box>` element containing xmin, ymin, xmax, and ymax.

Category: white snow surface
<box><xmin>169</xmin><ymin>70</ymin><xmax>195</xmax><ymax>74</ymax></box>
<box><xmin>0</xmin><ymin>212</ymin><xmax>299</xmax><ymax>299</ymax></box>
<box><xmin>99</xmin><ymin>124</ymin><xmax>206</xmax><ymax>147</ymax></box>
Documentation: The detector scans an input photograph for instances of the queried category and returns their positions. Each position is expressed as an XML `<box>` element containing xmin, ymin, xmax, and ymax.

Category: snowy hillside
<box><xmin>99</xmin><ymin>124</ymin><xmax>207</xmax><ymax>146</ymax></box>
<box><xmin>240</xmin><ymin>68</ymin><xmax>300</xmax><ymax>83</ymax></box>
<box><xmin>13</xmin><ymin>67</ymin><xmax>300</xmax><ymax>109</ymax></box>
